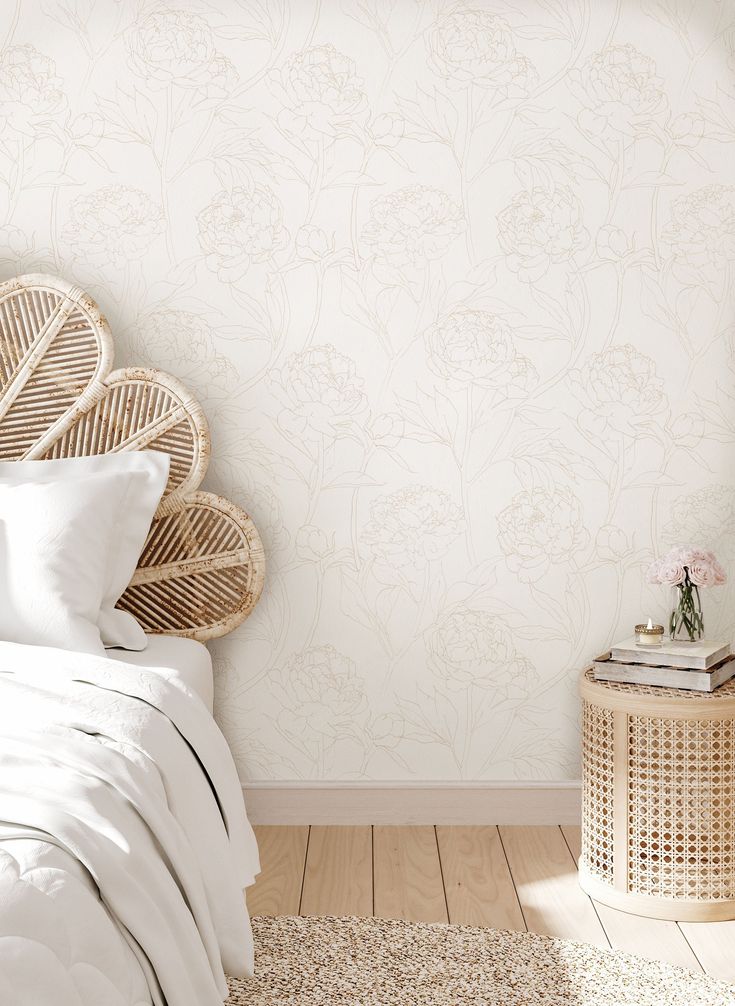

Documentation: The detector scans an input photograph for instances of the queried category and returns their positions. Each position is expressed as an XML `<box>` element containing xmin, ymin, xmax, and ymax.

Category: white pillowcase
<box><xmin>0</xmin><ymin>452</ymin><xmax>169</xmax><ymax>652</ymax></box>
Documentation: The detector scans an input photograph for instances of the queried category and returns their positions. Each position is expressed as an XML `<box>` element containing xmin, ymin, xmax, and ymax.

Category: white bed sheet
<box><xmin>0</xmin><ymin>640</ymin><xmax>257</xmax><ymax>1006</ymax></box>
<box><xmin>107</xmin><ymin>634</ymin><xmax>214</xmax><ymax>712</ymax></box>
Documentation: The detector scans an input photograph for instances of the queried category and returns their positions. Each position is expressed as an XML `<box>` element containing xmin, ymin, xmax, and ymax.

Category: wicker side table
<box><xmin>579</xmin><ymin>669</ymin><xmax>735</xmax><ymax>921</ymax></box>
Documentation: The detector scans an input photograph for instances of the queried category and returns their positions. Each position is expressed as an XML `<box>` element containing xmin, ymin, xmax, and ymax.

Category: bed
<box><xmin>0</xmin><ymin>275</ymin><xmax>265</xmax><ymax>1005</ymax></box>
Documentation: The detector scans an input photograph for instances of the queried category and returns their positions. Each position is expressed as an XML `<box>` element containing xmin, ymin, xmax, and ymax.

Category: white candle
<box><xmin>635</xmin><ymin>618</ymin><xmax>664</xmax><ymax>646</ymax></box>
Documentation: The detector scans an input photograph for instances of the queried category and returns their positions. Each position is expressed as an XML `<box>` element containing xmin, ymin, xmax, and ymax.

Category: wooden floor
<box><xmin>247</xmin><ymin>825</ymin><xmax>735</xmax><ymax>984</ymax></box>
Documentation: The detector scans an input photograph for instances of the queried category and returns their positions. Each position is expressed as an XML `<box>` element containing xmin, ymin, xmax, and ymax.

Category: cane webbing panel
<box><xmin>581</xmin><ymin>670</ymin><xmax>735</xmax><ymax>920</ymax></box>
<box><xmin>0</xmin><ymin>273</ymin><xmax>264</xmax><ymax>640</ymax></box>
<box><xmin>581</xmin><ymin>700</ymin><xmax>615</xmax><ymax>884</ymax></box>
<box><xmin>627</xmin><ymin>715</ymin><xmax>735</xmax><ymax>902</ymax></box>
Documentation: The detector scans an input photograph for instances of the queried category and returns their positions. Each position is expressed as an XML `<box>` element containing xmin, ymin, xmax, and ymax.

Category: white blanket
<box><xmin>0</xmin><ymin>641</ymin><xmax>259</xmax><ymax>1006</ymax></box>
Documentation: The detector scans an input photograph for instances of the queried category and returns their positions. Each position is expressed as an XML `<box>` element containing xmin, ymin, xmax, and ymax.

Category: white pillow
<box><xmin>0</xmin><ymin>452</ymin><xmax>170</xmax><ymax>651</ymax></box>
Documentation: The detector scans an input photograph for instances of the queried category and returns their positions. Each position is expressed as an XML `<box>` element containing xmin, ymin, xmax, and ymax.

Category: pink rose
<box><xmin>658</xmin><ymin>561</ymin><xmax>686</xmax><ymax>586</ymax></box>
<box><xmin>688</xmin><ymin>561</ymin><xmax>716</xmax><ymax>587</ymax></box>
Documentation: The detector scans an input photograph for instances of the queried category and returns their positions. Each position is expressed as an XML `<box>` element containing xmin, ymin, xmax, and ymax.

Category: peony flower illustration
<box><xmin>63</xmin><ymin>185</ymin><xmax>163</xmax><ymax>269</ymax></box>
<box><xmin>274</xmin><ymin>645</ymin><xmax>367</xmax><ymax>740</ymax></box>
<box><xmin>271</xmin><ymin>344</ymin><xmax>367</xmax><ymax>440</ymax></box>
<box><xmin>362</xmin><ymin>486</ymin><xmax>463</xmax><ymax>568</ymax></box>
<box><xmin>595</xmin><ymin>524</ymin><xmax>632</xmax><ymax>562</ymax></box>
<box><xmin>431</xmin><ymin>608</ymin><xmax>538</xmax><ymax>697</ymax></box>
<box><xmin>296</xmin><ymin>524</ymin><xmax>334</xmax><ymax>562</ymax></box>
<box><xmin>595</xmin><ymin>224</ymin><xmax>631</xmax><ymax>261</ymax></box>
<box><xmin>368</xmin><ymin>113</ymin><xmax>404</xmax><ymax>148</ymax></box>
<box><xmin>296</xmin><ymin>224</ymin><xmax>332</xmax><ymax>262</ymax></box>
<box><xmin>496</xmin><ymin>186</ymin><xmax>588</xmax><ymax>282</ymax></box>
<box><xmin>362</xmin><ymin>185</ymin><xmax>464</xmax><ymax>267</ymax></box>
<box><xmin>425</xmin><ymin>309</ymin><xmax>536</xmax><ymax>392</ymax></box>
<box><xmin>497</xmin><ymin>488</ymin><xmax>588</xmax><ymax>581</ymax></box>
<box><xmin>127</xmin><ymin>10</ymin><xmax>236</xmax><ymax>94</ymax></box>
<box><xmin>669</xmin><ymin>487</ymin><xmax>735</xmax><ymax>555</ymax></box>
<box><xmin>569</xmin><ymin>44</ymin><xmax>668</xmax><ymax>136</ymax></box>
<box><xmin>369</xmin><ymin>412</ymin><xmax>404</xmax><ymax>448</ymax></box>
<box><xmin>570</xmin><ymin>344</ymin><xmax>667</xmax><ymax>437</ymax></box>
<box><xmin>197</xmin><ymin>184</ymin><xmax>288</xmax><ymax>282</ymax></box>
<box><xmin>662</xmin><ymin>185</ymin><xmax>735</xmax><ymax>291</ymax></box>
<box><xmin>0</xmin><ymin>45</ymin><xmax>66</xmax><ymax>136</ymax></box>
<box><xmin>273</xmin><ymin>44</ymin><xmax>367</xmax><ymax>142</ymax></box>
<box><xmin>428</xmin><ymin>10</ymin><xmax>537</xmax><ymax>96</ymax></box>
<box><xmin>132</xmin><ymin>309</ymin><xmax>237</xmax><ymax>390</ymax></box>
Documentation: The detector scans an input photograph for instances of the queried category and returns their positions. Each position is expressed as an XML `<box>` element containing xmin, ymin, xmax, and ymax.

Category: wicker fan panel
<box><xmin>0</xmin><ymin>275</ymin><xmax>112</xmax><ymax>460</ymax></box>
<box><xmin>118</xmin><ymin>491</ymin><xmax>265</xmax><ymax>640</ymax></box>
<box><xmin>0</xmin><ymin>274</ymin><xmax>265</xmax><ymax>641</ymax></box>
<box><xmin>42</xmin><ymin>368</ymin><xmax>211</xmax><ymax>503</ymax></box>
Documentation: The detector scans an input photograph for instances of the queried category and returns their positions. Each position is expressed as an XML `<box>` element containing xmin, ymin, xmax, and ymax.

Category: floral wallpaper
<box><xmin>2</xmin><ymin>0</ymin><xmax>735</xmax><ymax>782</ymax></box>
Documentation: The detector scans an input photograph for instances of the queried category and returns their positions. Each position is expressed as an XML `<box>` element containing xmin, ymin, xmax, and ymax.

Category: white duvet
<box><xmin>0</xmin><ymin>641</ymin><xmax>259</xmax><ymax>1006</ymax></box>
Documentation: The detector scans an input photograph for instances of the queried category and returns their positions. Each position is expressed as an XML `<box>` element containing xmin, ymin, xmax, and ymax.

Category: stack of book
<box><xmin>593</xmin><ymin>637</ymin><xmax>734</xmax><ymax>692</ymax></box>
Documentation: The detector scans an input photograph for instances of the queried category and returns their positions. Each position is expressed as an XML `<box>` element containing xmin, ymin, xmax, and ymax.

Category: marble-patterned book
<box><xmin>610</xmin><ymin>637</ymin><xmax>730</xmax><ymax>670</ymax></box>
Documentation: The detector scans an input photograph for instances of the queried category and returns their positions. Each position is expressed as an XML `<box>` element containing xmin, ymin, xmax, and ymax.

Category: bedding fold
<box><xmin>0</xmin><ymin>641</ymin><xmax>259</xmax><ymax>1006</ymax></box>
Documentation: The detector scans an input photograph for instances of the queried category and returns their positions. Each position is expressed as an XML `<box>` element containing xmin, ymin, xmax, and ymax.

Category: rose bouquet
<box><xmin>647</xmin><ymin>546</ymin><xmax>726</xmax><ymax>641</ymax></box>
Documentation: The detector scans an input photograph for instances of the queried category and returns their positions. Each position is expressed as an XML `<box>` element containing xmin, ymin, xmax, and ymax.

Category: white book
<box><xmin>610</xmin><ymin>636</ymin><xmax>730</xmax><ymax>671</ymax></box>
<box><xmin>593</xmin><ymin>653</ymin><xmax>735</xmax><ymax>692</ymax></box>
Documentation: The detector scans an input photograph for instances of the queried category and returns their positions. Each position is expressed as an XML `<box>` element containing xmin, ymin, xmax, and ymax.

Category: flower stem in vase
<box><xmin>670</xmin><ymin>571</ymin><xmax>704</xmax><ymax>642</ymax></box>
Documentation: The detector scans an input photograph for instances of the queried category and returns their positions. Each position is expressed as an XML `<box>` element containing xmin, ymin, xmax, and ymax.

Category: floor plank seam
<box><xmin>496</xmin><ymin>826</ymin><xmax>529</xmax><ymax>933</ymax></box>
<box><xmin>297</xmin><ymin>826</ymin><xmax>312</xmax><ymax>916</ymax></box>
<box><xmin>433</xmin><ymin>826</ymin><xmax>451</xmax><ymax>924</ymax></box>
<box><xmin>370</xmin><ymin>825</ymin><xmax>375</xmax><ymax>918</ymax></box>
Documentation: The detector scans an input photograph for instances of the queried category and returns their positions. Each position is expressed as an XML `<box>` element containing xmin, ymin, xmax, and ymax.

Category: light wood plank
<box><xmin>247</xmin><ymin>825</ymin><xmax>308</xmax><ymax>917</ymax></box>
<box><xmin>679</xmin><ymin>923</ymin><xmax>735</xmax><ymax>984</ymax></box>
<box><xmin>561</xmin><ymin>826</ymin><xmax>703</xmax><ymax>973</ymax></box>
<box><xmin>437</xmin><ymin>826</ymin><xmax>526</xmax><ymax>931</ymax></box>
<box><xmin>373</xmin><ymin>826</ymin><xmax>448</xmax><ymax>923</ymax></box>
<box><xmin>300</xmin><ymin>825</ymin><xmax>373</xmax><ymax>917</ymax></box>
<box><xmin>500</xmin><ymin>825</ymin><xmax>609</xmax><ymax>948</ymax></box>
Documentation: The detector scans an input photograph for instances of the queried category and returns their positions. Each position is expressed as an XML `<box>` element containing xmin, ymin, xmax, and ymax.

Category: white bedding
<box><xmin>0</xmin><ymin>640</ymin><xmax>259</xmax><ymax>1005</ymax></box>
<box><xmin>107</xmin><ymin>635</ymin><xmax>215</xmax><ymax>712</ymax></box>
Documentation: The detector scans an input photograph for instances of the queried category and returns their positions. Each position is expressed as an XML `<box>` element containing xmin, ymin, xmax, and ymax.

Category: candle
<box><xmin>635</xmin><ymin>618</ymin><xmax>664</xmax><ymax>646</ymax></box>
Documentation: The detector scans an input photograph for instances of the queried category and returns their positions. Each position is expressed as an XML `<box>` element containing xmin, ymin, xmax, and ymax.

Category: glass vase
<box><xmin>670</xmin><ymin>578</ymin><xmax>704</xmax><ymax>642</ymax></box>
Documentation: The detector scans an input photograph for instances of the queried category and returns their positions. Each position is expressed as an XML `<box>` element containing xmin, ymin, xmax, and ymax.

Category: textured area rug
<box><xmin>227</xmin><ymin>915</ymin><xmax>735</xmax><ymax>1005</ymax></box>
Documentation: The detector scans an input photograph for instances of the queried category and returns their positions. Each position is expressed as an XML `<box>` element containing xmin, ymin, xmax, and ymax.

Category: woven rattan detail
<box><xmin>627</xmin><ymin>714</ymin><xmax>735</xmax><ymax>902</ymax></box>
<box><xmin>581</xmin><ymin>671</ymin><xmax>735</xmax><ymax>920</ymax></box>
<box><xmin>0</xmin><ymin>273</ymin><xmax>264</xmax><ymax>640</ymax></box>
<box><xmin>581</xmin><ymin>700</ymin><xmax>615</xmax><ymax>884</ymax></box>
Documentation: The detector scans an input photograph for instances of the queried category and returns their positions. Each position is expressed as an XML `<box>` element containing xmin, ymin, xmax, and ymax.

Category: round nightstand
<box><xmin>579</xmin><ymin>669</ymin><xmax>735</xmax><ymax>921</ymax></box>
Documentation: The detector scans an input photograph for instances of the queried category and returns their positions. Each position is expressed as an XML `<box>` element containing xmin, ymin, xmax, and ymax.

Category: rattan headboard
<box><xmin>0</xmin><ymin>273</ymin><xmax>265</xmax><ymax>641</ymax></box>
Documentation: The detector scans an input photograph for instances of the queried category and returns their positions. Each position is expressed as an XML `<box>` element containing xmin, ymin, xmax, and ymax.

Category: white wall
<box><xmin>2</xmin><ymin>0</ymin><xmax>734</xmax><ymax>784</ymax></box>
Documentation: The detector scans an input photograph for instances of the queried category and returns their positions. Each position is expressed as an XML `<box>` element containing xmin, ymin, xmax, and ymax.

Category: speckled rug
<box><xmin>227</xmin><ymin>915</ymin><xmax>735</xmax><ymax>1004</ymax></box>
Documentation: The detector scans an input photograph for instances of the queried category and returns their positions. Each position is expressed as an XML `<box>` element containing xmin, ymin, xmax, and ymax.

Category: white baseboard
<box><xmin>242</xmin><ymin>781</ymin><xmax>581</xmax><ymax>825</ymax></box>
